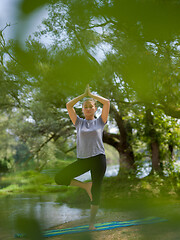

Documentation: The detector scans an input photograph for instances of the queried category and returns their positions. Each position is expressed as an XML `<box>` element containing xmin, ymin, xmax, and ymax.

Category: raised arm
<box><xmin>66</xmin><ymin>92</ymin><xmax>86</xmax><ymax>125</ymax></box>
<box><xmin>87</xmin><ymin>85</ymin><xmax>110</xmax><ymax>124</ymax></box>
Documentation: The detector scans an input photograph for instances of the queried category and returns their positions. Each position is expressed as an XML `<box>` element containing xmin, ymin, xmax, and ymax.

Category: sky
<box><xmin>0</xmin><ymin>0</ymin><xmax>110</xmax><ymax>58</ymax></box>
<box><xmin>0</xmin><ymin>0</ymin><xmax>48</xmax><ymax>42</ymax></box>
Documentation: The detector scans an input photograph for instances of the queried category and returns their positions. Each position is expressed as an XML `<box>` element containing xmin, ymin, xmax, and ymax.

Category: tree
<box><xmin>1</xmin><ymin>0</ymin><xmax>179</xmax><ymax>175</ymax></box>
<box><xmin>0</xmin><ymin>112</ymin><xmax>16</xmax><ymax>172</ymax></box>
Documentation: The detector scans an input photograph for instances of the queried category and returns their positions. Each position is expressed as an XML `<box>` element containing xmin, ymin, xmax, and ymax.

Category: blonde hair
<box><xmin>82</xmin><ymin>98</ymin><xmax>97</xmax><ymax>107</ymax></box>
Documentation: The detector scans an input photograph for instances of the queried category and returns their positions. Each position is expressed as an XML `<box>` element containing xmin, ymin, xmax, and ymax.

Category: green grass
<box><xmin>0</xmin><ymin>158</ymin><xmax>75</xmax><ymax>194</ymax></box>
<box><xmin>1</xmin><ymin>167</ymin><xmax>180</xmax><ymax>207</ymax></box>
<box><xmin>0</xmin><ymin>169</ymin><xmax>57</xmax><ymax>194</ymax></box>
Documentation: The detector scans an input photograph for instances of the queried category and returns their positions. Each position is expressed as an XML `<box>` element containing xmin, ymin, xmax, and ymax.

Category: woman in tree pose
<box><xmin>55</xmin><ymin>85</ymin><xmax>110</xmax><ymax>230</ymax></box>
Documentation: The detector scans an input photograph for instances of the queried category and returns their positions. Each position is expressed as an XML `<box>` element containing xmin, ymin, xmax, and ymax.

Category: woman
<box><xmin>55</xmin><ymin>85</ymin><xmax>110</xmax><ymax>230</ymax></box>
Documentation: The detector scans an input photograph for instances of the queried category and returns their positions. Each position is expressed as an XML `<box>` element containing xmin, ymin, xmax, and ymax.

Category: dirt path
<box><xmin>47</xmin><ymin>210</ymin><xmax>176</xmax><ymax>240</ymax></box>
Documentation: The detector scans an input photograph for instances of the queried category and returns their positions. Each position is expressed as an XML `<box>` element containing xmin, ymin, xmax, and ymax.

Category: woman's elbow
<box><xmin>66</xmin><ymin>102</ymin><xmax>70</xmax><ymax>110</ymax></box>
<box><xmin>106</xmin><ymin>100</ymin><xmax>110</xmax><ymax>107</ymax></box>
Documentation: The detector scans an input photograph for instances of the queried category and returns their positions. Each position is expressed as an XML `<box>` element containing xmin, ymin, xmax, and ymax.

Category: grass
<box><xmin>0</xmin><ymin>170</ymin><xmax>52</xmax><ymax>194</ymax></box>
<box><xmin>1</xmin><ymin>167</ymin><xmax>180</xmax><ymax>199</ymax></box>
<box><xmin>0</xmin><ymin>158</ymin><xmax>74</xmax><ymax>194</ymax></box>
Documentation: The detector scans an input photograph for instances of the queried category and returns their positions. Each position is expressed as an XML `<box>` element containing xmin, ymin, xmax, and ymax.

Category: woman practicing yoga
<box><xmin>55</xmin><ymin>85</ymin><xmax>110</xmax><ymax>230</ymax></box>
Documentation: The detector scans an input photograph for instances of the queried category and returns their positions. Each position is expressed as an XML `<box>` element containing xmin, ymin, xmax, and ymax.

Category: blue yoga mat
<box><xmin>15</xmin><ymin>216</ymin><xmax>167</xmax><ymax>238</ymax></box>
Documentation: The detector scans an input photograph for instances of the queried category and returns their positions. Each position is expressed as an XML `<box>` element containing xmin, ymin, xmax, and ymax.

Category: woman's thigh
<box><xmin>90</xmin><ymin>154</ymin><xmax>106</xmax><ymax>205</ymax></box>
<box><xmin>55</xmin><ymin>159</ymin><xmax>91</xmax><ymax>185</ymax></box>
<box><xmin>90</xmin><ymin>154</ymin><xmax>106</xmax><ymax>182</ymax></box>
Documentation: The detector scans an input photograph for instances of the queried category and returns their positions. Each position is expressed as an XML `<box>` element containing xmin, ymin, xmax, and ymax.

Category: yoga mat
<box><xmin>15</xmin><ymin>216</ymin><xmax>167</xmax><ymax>238</ymax></box>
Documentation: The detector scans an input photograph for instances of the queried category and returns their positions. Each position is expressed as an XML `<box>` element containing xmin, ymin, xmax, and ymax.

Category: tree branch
<box><xmin>0</xmin><ymin>22</ymin><xmax>17</xmax><ymax>33</ymax></box>
<box><xmin>73</xmin><ymin>26</ymin><xmax>100</xmax><ymax>66</ymax></box>
<box><xmin>64</xmin><ymin>145</ymin><xmax>76</xmax><ymax>154</ymax></box>
<box><xmin>0</xmin><ymin>24</ymin><xmax>23</xmax><ymax>66</ymax></box>
<box><xmin>110</xmin><ymin>104</ymin><xmax>126</xmax><ymax>134</ymax></box>
<box><xmin>112</xmin><ymin>100</ymin><xmax>180</xmax><ymax>119</ymax></box>
<box><xmin>103</xmin><ymin>130</ymin><xmax>120</xmax><ymax>150</ymax></box>
<box><xmin>81</xmin><ymin>20</ymin><xmax>112</xmax><ymax>30</ymax></box>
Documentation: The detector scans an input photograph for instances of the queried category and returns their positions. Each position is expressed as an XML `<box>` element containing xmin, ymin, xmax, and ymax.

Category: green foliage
<box><xmin>0</xmin><ymin>170</ymin><xmax>53</xmax><ymax>194</ymax></box>
<box><xmin>15</xmin><ymin>215</ymin><xmax>44</xmax><ymax>240</ymax></box>
<box><xmin>100</xmin><ymin>175</ymin><xmax>180</xmax><ymax>211</ymax></box>
<box><xmin>104</xmin><ymin>143</ymin><xmax>119</xmax><ymax>165</ymax></box>
<box><xmin>13</xmin><ymin>143</ymin><xmax>31</xmax><ymax>164</ymax></box>
<box><xmin>0</xmin><ymin>113</ymin><xmax>16</xmax><ymax>172</ymax></box>
<box><xmin>33</xmin><ymin>0</ymin><xmax>180</xmax><ymax>114</ymax></box>
<box><xmin>19</xmin><ymin>0</ymin><xmax>50</xmax><ymax>15</ymax></box>
<box><xmin>0</xmin><ymin>0</ymin><xmax>180</xmax><ymax>176</ymax></box>
<box><xmin>0</xmin><ymin>157</ymin><xmax>76</xmax><ymax>194</ymax></box>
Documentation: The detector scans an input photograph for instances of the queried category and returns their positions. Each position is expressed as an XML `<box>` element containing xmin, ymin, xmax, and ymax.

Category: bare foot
<box><xmin>89</xmin><ymin>224</ymin><xmax>96</xmax><ymax>230</ymax></box>
<box><xmin>84</xmin><ymin>182</ymin><xmax>92</xmax><ymax>201</ymax></box>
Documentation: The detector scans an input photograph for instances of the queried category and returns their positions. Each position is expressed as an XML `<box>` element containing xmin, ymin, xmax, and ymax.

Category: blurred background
<box><xmin>0</xmin><ymin>0</ymin><xmax>180</xmax><ymax>239</ymax></box>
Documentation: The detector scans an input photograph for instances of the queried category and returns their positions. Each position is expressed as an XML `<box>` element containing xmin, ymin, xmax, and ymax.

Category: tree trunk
<box><xmin>168</xmin><ymin>144</ymin><xmax>174</xmax><ymax>161</ymax></box>
<box><xmin>110</xmin><ymin>104</ymin><xmax>135</xmax><ymax>175</ymax></box>
<box><xmin>118</xmin><ymin>152</ymin><xmax>136</xmax><ymax>175</ymax></box>
<box><xmin>103</xmin><ymin>128</ymin><xmax>135</xmax><ymax>176</ymax></box>
<box><xmin>145</xmin><ymin>108</ymin><xmax>162</xmax><ymax>174</ymax></box>
<box><xmin>151</xmin><ymin>141</ymin><xmax>161</xmax><ymax>172</ymax></box>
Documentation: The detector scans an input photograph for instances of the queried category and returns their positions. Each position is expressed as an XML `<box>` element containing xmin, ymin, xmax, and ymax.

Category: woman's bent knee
<box><xmin>54</xmin><ymin>172</ymin><xmax>70</xmax><ymax>186</ymax></box>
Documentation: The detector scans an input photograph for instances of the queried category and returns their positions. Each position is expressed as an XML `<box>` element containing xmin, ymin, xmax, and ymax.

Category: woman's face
<box><xmin>82</xmin><ymin>100</ymin><xmax>97</xmax><ymax>119</ymax></box>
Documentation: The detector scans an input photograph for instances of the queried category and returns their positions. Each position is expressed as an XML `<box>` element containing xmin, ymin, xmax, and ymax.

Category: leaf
<box><xmin>19</xmin><ymin>0</ymin><xmax>50</xmax><ymax>15</ymax></box>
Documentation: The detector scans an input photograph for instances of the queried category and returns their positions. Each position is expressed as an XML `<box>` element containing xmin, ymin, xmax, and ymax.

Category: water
<box><xmin>0</xmin><ymin>193</ymin><xmax>90</xmax><ymax>237</ymax></box>
<box><xmin>11</xmin><ymin>195</ymin><xmax>90</xmax><ymax>229</ymax></box>
<box><xmin>0</xmin><ymin>165</ymin><xmax>119</xmax><ymax>237</ymax></box>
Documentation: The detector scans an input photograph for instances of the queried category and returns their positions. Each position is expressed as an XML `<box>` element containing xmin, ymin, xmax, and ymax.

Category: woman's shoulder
<box><xmin>97</xmin><ymin>115</ymin><xmax>106</xmax><ymax>125</ymax></box>
<box><xmin>75</xmin><ymin>115</ymin><xmax>84</xmax><ymax>127</ymax></box>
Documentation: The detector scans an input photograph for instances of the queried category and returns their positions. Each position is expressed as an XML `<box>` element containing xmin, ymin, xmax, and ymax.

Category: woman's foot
<box><xmin>70</xmin><ymin>180</ymin><xmax>92</xmax><ymax>201</ymax></box>
<box><xmin>89</xmin><ymin>224</ymin><xmax>96</xmax><ymax>230</ymax></box>
<box><xmin>84</xmin><ymin>182</ymin><xmax>92</xmax><ymax>201</ymax></box>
